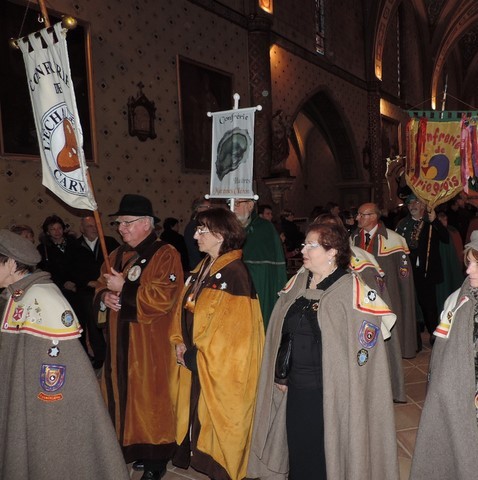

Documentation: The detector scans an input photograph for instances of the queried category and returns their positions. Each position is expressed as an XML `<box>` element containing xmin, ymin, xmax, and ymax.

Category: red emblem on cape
<box><xmin>13</xmin><ymin>306</ymin><xmax>24</xmax><ymax>321</ymax></box>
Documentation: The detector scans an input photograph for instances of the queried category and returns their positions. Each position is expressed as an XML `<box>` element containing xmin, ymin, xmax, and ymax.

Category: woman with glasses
<box><xmin>248</xmin><ymin>223</ymin><xmax>399</xmax><ymax>480</ymax></box>
<box><xmin>170</xmin><ymin>208</ymin><xmax>264</xmax><ymax>480</ymax></box>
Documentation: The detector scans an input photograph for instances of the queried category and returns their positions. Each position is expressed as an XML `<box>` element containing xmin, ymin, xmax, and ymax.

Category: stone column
<box><xmin>248</xmin><ymin>13</ymin><xmax>273</xmax><ymax>203</ymax></box>
<box><xmin>367</xmin><ymin>81</ymin><xmax>384</xmax><ymax>207</ymax></box>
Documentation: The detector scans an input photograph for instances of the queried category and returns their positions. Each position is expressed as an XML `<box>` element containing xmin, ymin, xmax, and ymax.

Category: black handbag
<box><xmin>275</xmin><ymin>332</ymin><xmax>294</xmax><ymax>380</ymax></box>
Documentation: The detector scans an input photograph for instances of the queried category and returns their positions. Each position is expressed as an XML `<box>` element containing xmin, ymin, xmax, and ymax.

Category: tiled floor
<box><xmin>129</xmin><ymin>335</ymin><xmax>432</xmax><ymax>480</ymax></box>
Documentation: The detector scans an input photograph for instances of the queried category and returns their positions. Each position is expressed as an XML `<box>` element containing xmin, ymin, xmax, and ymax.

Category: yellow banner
<box><xmin>406</xmin><ymin>118</ymin><xmax>462</xmax><ymax>208</ymax></box>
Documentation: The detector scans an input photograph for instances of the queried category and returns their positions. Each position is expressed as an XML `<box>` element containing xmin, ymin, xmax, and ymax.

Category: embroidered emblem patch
<box><xmin>13</xmin><ymin>306</ymin><xmax>24</xmax><ymax>321</ymax></box>
<box><xmin>61</xmin><ymin>310</ymin><xmax>74</xmax><ymax>327</ymax></box>
<box><xmin>220</xmin><ymin>282</ymin><xmax>227</xmax><ymax>290</ymax></box>
<box><xmin>399</xmin><ymin>266</ymin><xmax>409</xmax><ymax>278</ymax></box>
<box><xmin>357</xmin><ymin>348</ymin><xmax>369</xmax><ymax>366</ymax></box>
<box><xmin>48</xmin><ymin>346</ymin><xmax>60</xmax><ymax>357</ymax></box>
<box><xmin>169</xmin><ymin>273</ymin><xmax>177</xmax><ymax>282</ymax></box>
<box><xmin>12</xmin><ymin>289</ymin><xmax>24</xmax><ymax>299</ymax></box>
<box><xmin>367</xmin><ymin>290</ymin><xmax>377</xmax><ymax>301</ymax></box>
<box><xmin>40</xmin><ymin>364</ymin><xmax>66</xmax><ymax>392</ymax></box>
<box><xmin>312</xmin><ymin>302</ymin><xmax>319</xmax><ymax>311</ymax></box>
<box><xmin>215</xmin><ymin>273</ymin><xmax>222</xmax><ymax>279</ymax></box>
<box><xmin>358</xmin><ymin>320</ymin><xmax>380</xmax><ymax>349</ymax></box>
<box><xmin>127</xmin><ymin>265</ymin><xmax>142</xmax><ymax>281</ymax></box>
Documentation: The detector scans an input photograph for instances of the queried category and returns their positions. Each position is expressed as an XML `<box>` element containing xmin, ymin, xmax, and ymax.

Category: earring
<box><xmin>328</xmin><ymin>259</ymin><xmax>332</xmax><ymax>265</ymax></box>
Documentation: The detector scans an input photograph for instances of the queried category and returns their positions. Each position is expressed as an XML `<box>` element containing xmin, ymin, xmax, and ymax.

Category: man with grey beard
<box><xmin>396</xmin><ymin>194</ymin><xmax>449</xmax><ymax>346</ymax></box>
<box><xmin>231</xmin><ymin>198</ymin><xmax>287</xmax><ymax>328</ymax></box>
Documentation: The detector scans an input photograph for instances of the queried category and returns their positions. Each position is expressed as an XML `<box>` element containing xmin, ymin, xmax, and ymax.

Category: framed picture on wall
<box><xmin>177</xmin><ymin>56</ymin><xmax>233</xmax><ymax>172</ymax></box>
<box><xmin>0</xmin><ymin>0</ymin><xmax>97</xmax><ymax>163</ymax></box>
<box><xmin>381</xmin><ymin>115</ymin><xmax>401</xmax><ymax>159</ymax></box>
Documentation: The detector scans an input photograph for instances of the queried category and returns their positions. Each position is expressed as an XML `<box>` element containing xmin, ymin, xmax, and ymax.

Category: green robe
<box><xmin>243</xmin><ymin>213</ymin><xmax>287</xmax><ymax>328</ymax></box>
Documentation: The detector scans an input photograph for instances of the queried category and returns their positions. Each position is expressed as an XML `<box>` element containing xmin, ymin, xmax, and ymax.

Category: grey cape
<box><xmin>0</xmin><ymin>271</ymin><xmax>129</xmax><ymax>480</ymax></box>
<box><xmin>410</xmin><ymin>278</ymin><xmax>478</xmax><ymax>479</ymax></box>
<box><xmin>247</xmin><ymin>267</ymin><xmax>399</xmax><ymax>480</ymax></box>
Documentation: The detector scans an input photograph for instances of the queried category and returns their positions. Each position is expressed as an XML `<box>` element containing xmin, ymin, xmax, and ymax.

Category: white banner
<box><xmin>18</xmin><ymin>22</ymin><xmax>96</xmax><ymax>210</ymax></box>
<box><xmin>209</xmin><ymin>107</ymin><xmax>256</xmax><ymax>198</ymax></box>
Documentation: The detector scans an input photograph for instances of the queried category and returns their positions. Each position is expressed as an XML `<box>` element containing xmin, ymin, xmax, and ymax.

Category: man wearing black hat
<box><xmin>94</xmin><ymin>194</ymin><xmax>183</xmax><ymax>480</ymax></box>
<box><xmin>396</xmin><ymin>194</ymin><xmax>449</xmax><ymax>347</ymax></box>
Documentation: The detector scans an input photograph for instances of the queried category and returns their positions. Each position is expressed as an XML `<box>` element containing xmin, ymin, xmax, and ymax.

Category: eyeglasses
<box><xmin>356</xmin><ymin>212</ymin><xmax>375</xmax><ymax>217</ymax></box>
<box><xmin>228</xmin><ymin>199</ymin><xmax>252</xmax><ymax>207</ymax></box>
<box><xmin>113</xmin><ymin>217</ymin><xmax>145</xmax><ymax>227</ymax></box>
<box><xmin>301</xmin><ymin>242</ymin><xmax>322</xmax><ymax>250</ymax></box>
<box><xmin>195</xmin><ymin>227</ymin><xmax>210</xmax><ymax>235</ymax></box>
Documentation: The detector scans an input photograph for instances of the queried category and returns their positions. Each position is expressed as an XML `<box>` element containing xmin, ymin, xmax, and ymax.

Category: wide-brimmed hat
<box><xmin>465</xmin><ymin>230</ymin><xmax>478</xmax><ymax>251</ymax></box>
<box><xmin>109</xmin><ymin>194</ymin><xmax>159</xmax><ymax>223</ymax></box>
<box><xmin>0</xmin><ymin>229</ymin><xmax>41</xmax><ymax>266</ymax></box>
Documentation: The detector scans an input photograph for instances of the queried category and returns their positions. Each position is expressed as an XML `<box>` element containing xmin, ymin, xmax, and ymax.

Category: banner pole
<box><xmin>37</xmin><ymin>0</ymin><xmax>51</xmax><ymax>28</ymax></box>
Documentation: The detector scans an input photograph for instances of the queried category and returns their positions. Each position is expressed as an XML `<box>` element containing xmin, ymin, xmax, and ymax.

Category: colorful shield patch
<box><xmin>357</xmin><ymin>348</ymin><xmax>369</xmax><ymax>366</ymax></box>
<box><xmin>61</xmin><ymin>310</ymin><xmax>74</xmax><ymax>327</ymax></box>
<box><xmin>399</xmin><ymin>265</ymin><xmax>410</xmax><ymax>278</ymax></box>
<box><xmin>358</xmin><ymin>320</ymin><xmax>380</xmax><ymax>349</ymax></box>
<box><xmin>374</xmin><ymin>275</ymin><xmax>385</xmax><ymax>294</ymax></box>
<box><xmin>40</xmin><ymin>364</ymin><xmax>66</xmax><ymax>392</ymax></box>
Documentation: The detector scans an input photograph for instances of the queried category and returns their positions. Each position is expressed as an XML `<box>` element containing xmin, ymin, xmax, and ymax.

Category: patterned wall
<box><xmin>0</xmin><ymin>0</ymin><xmax>250</xmax><ymax>239</ymax></box>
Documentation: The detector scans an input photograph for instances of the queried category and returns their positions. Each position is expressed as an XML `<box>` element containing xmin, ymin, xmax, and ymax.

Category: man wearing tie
<box><xmin>352</xmin><ymin>203</ymin><xmax>418</xmax><ymax>358</ymax></box>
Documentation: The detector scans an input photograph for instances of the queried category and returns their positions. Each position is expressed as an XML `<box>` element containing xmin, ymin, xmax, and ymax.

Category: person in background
<box><xmin>10</xmin><ymin>224</ymin><xmax>35</xmax><ymax>243</ymax></box>
<box><xmin>232</xmin><ymin>198</ymin><xmax>287</xmax><ymax>328</ymax></box>
<box><xmin>184</xmin><ymin>198</ymin><xmax>211</xmax><ymax>270</ymax></box>
<box><xmin>258</xmin><ymin>204</ymin><xmax>273</xmax><ymax>222</ymax></box>
<box><xmin>171</xmin><ymin>208</ymin><xmax>264</xmax><ymax>480</ymax></box>
<box><xmin>70</xmin><ymin>215</ymin><xmax>120</xmax><ymax>370</ymax></box>
<box><xmin>37</xmin><ymin>215</ymin><xmax>77</xmax><ymax>298</ymax></box>
<box><xmin>435</xmin><ymin>211</ymin><xmax>464</xmax><ymax>314</ymax></box>
<box><xmin>280</xmin><ymin>209</ymin><xmax>304</xmax><ymax>255</ymax></box>
<box><xmin>339</xmin><ymin>210</ymin><xmax>357</xmax><ymax>236</ymax></box>
<box><xmin>396</xmin><ymin>194</ymin><xmax>449</xmax><ymax>347</ymax></box>
<box><xmin>94</xmin><ymin>194</ymin><xmax>183</xmax><ymax>480</ymax></box>
<box><xmin>324</xmin><ymin>201</ymin><xmax>340</xmax><ymax>217</ymax></box>
<box><xmin>352</xmin><ymin>202</ymin><xmax>418</xmax><ymax>358</ymax></box>
<box><xmin>160</xmin><ymin>217</ymin><xmax>190</xmax><ymax>274</ymax></box>
<box><xmin>0</xmin><ymin>229</ymin><xmax>129</xmax><ymax>480</ymax></box>
<box><xmin>248</xmin><ymin>223</ymin><xmax>399</xmax><ymax>480</ymax></box>
<box><xmin>410</xmin><ymin>231</ymin><xmax>478</xmax><ymax>479</ymax></box>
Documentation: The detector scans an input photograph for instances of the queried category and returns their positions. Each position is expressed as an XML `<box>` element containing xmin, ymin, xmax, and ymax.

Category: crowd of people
<box><xmin>1</xmin><ymin>190</ymin><xmax>477</xmax><ymax>480</ymax></box>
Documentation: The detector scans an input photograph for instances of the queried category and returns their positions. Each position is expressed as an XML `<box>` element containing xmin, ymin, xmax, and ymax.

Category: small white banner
<box><xmin>18</xmin><ymin>22</ymin><xmax>96</xmax><ymax>210</ymax></box>
<box><xmin>209</xmin><ymin>107</ymin><xmax>256</xmax><ymax>198</ymax></box>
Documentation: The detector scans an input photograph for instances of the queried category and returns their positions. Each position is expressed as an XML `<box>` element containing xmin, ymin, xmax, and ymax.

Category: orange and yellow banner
<box><xmin>405</xmin><ymin>117</ymin><xmax>462</xmax><ymax>208</ymax></box>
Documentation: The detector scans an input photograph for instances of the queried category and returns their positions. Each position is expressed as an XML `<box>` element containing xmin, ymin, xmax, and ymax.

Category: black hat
<box><xmin>109</xmin><ymin>194</ymin><xmax>160</xmax><ymax>223</ymax></box>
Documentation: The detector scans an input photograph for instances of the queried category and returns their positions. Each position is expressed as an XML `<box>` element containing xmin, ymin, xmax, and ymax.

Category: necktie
<box><xmin>365</xmin><ymin>233</ymin><xmax>371</xmax><ymax>248</ymax></box>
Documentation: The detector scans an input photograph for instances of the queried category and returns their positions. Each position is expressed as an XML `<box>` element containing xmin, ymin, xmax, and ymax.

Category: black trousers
<box><xmin>414</xmin><ymin>274</ymin><xmax>439</xmax><ymax>335</ymax></box>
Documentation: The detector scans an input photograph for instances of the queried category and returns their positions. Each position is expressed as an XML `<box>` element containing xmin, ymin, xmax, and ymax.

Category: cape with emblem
<box><xmin>94</xmin><ymin>233</ymin><xmax>183</xmax><ymax>463</ymax></box>
<box><xmin>170</xmin><ymin>249</ymin><xmax>264</xmax><ymax>480</ymax></box>
<box><xmin>247</xmin><ymin>267</ymin><xmax>399</xmax><ymax>480</ymax></box>
<box><xmin>352</xmin><ymin>223</ymin><xmax>418</xmax><ymax>358</ymax></box>
<box><xmin>410</xmin><ymin>278</ymin><xmax>478</xmax><ymax>479</ymax></box>
<box><xmin>0</xmin><ymin>271</ymin><xmax>129</xmax><ymax>480</ymax></box>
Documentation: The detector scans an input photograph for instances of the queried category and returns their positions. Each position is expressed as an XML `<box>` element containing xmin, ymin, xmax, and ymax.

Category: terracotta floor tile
<box><xmin>404</xmin><ymin>366</ymin><xmax>427</xmax><ymax>384</ymax></box>
<box><xmin>396</xmin><ymin>428</ymin><xmax>418</xmax><ymax>457</ymax></box>
<box><xmin>394</xmin><ymin>402</ymin><xmax>423</xmax><ymax>430</ymax></box>
<box><xmin>405</xmin><ymin>381</ymin><xmax>428</xmax><ymax>403</ymax></box>
<box><xmin>399</xmin><ymin>456</ymin><xmax>412</xmax><ymax>480</ymax></box>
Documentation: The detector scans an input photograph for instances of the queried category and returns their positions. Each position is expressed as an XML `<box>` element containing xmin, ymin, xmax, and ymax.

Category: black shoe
<box><xmin>133</xmin><ymin>460</ymin><xmax>145</xmax><ymax>471</ymax></box>
<box><xmin>140</xmin><ymin>469</ymin><xmax>166</xmax><ymax>480</ymax></box>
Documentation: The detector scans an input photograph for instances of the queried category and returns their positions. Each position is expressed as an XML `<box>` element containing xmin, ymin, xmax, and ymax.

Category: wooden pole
<box><xmin>36</xmin><ymin>0</ymin><xmax>112</xmax><ymax>273</ymax></box>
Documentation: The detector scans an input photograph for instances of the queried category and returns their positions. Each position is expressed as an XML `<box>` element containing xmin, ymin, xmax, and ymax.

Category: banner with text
<box><xmin>209</xmin><ymin>107</ymin><xmax>256</xmax><ymax>199</ymax></box>
<box><xmin>18</xmin><ymin>22</ymin><xmax>96</xmax><ymax>210</ymax></box>
<box><xmin>406</xmin><ymin>117</ymin><xmax>462</xmax><ymax>207</ymax></box>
